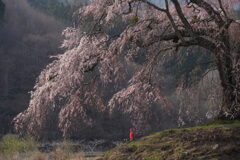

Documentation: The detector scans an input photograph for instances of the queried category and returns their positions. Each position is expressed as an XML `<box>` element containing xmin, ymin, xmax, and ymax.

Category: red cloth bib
<box><xmin>129</xmin><ymin>131</ymin><xmax>134</xmax><ymax>141</ymax></box>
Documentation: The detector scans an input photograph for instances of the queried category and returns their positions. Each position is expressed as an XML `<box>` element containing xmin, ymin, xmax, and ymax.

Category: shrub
<box><xmin>0</xmin><ymin>134</ymin><xmax>38</xmax><ymax>156</ymax></box>
<box><xmin>50</xmin><ymin>148</ymin><xmax>69</xmax><ymax>160</ymax></box>
<box><xmin>57</xmin><ymin>140</ymin><xmax>74</xmax><ymax>154</ymax></box>
<box><xmin>48</xmin><ymin>140</ymin><xmax>74</xmax><ymax>160</ymax></box>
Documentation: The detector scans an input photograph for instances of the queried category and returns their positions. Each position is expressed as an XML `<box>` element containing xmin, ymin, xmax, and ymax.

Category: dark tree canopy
<box><xmin>0</xmin><ymin>0</ymin><xmax>65</xmax><ymax>135</ymax></box>
<box><xmin>0</xmin><ymin>0</ymin><xmax>5</xmax><ymax>21</ymax></box>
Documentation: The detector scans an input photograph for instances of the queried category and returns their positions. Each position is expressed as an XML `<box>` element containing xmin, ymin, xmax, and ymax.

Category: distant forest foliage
<box><xmin>0</xmin><ymin>0</ymin><xmax>65</xmax><ymax>134</ymax></box>
<box><xmin>0</xmin><ymin>0</ymin><xmax>4</xmax><ymax>21</ymax></box>
<box><xmin>27</xmin><ymin>0</ymin><xmax>76</xmax><ymax>23</ymax></box>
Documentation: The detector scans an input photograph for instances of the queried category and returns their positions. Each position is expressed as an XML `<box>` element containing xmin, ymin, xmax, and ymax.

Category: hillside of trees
<box><xmin>0</xmin><ymin>0</ymin><xmax>93</xmax><ymax>136</ymax></box>
<box><xmin>0</xmin><ymin>0</ymin><xmax>65</xmax><ymax>135</ymax></box>
<box><xmin>0</xmin><ymin>0</ymin><xmax>4</xmax><ymax>21</ymax></box>
<box><xmin>27</xmin><ymin>0</ymin><xmax>88</xmax><ymax>23</ymax></box>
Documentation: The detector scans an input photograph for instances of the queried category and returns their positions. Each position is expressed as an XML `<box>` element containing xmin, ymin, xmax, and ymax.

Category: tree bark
<box><xmin>216</xmin><ymin>50</ymin><xmax>240</xmax><ymax>120</ymax></box>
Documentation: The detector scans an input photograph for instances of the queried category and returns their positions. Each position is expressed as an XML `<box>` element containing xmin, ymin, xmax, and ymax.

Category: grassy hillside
<box><xmin>99</xmin><ymin>121</ymin><xmax>240</xmax><ymax>160</ymax></box>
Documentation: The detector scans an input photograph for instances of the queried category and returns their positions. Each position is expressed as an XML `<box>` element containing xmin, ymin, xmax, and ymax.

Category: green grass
<box><xmin>204</xmin><ymin>120</ymin><xmax>240</xmax><ymax>126</ymax></box>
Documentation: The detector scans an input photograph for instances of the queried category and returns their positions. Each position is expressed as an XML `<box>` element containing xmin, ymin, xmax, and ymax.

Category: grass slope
<box><xmin>99</xmin><ymin>121</ymin><xmax>240</xmax><ymax>160</ymax></box>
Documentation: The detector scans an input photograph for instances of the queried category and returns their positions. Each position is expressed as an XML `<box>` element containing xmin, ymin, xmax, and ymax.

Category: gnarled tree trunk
<box><xmin>216</xmin><ymin>48</ymin><xmax>240</xmax><ymax>119</ymax></box>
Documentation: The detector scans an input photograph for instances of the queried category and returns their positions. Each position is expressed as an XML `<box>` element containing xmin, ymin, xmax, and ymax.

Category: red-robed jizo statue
<box><xmin>129</xmin><ymin>128</ymin><xmax>135</xmax><ymax>141</ymax></box>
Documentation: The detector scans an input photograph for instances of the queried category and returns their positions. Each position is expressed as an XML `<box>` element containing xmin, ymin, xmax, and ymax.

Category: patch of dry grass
<box><xmin>0</xmin><ymin>136</ymin><xmax>102</xmax><ymax>160</ymax></box>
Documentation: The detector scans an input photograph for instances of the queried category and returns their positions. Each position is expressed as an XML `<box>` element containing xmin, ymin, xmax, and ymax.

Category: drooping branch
<box><xmin>123</xmin><ymin>2</ymin><xmax>133</xmax><ymax>14</ymax></box>
<box><xmin>190</xmin><ymin>0</ymin><xmax>225</xmax><ymax>27</ymax></box>
<box><xmin>217</xmin><ymin>0</ymin><xmax>228</xmax><ymax>18</ymax></box>
<box><xmin>136</xmin><ymin>27</ymin><xmax>216</xmax><ymax>48</ymax></box>
<box><xmin>126</xmin><ymin>0</ymin><xmax>167</xmax><ymax>13</ymax></box>
<box><xmin>164</xmin><ymin>4</ymin><xmax>186</xmax><ymax>43</ymax></box>
<box><xmin>171</xmin><ymin>0</ymin><xmax>194</xmax><ymax>36</ymax></box>
<box><xmin>125</xmin><ymin>0</ymin><xmax>221</xmax><ymax>49</ymax></box>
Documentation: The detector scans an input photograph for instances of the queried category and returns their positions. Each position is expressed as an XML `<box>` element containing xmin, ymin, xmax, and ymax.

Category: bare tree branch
<box><xmin>190</xmin><ymin>0</ymin><xmax>225</xmax><ymax>27</ymax></box>
<box><xmin>171</xmin><ymin>0</ymin><xmax>194</xmax><ymax>36</ymax></box>
<box><xmin>218</xmin><ymin>0</ymin><xmax>228</xmax><ymax>18</ymax></box>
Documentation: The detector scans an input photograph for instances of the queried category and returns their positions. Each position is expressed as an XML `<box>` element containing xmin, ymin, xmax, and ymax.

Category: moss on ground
<box><xmin>98</xmin><ymin>121</ymin><xmax>240</xmax><ymax>160</ymax></box>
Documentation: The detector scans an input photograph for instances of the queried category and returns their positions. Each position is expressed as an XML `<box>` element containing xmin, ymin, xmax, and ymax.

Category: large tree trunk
<box><xmin>219</xmin><ymin>85</ymin><xmax>240</xmax><ymax>120</ymax></box>
<box><xmin>217</xmin><ymin>50</ymin><xmax>240</xmax><ymax>120</ymax></box>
